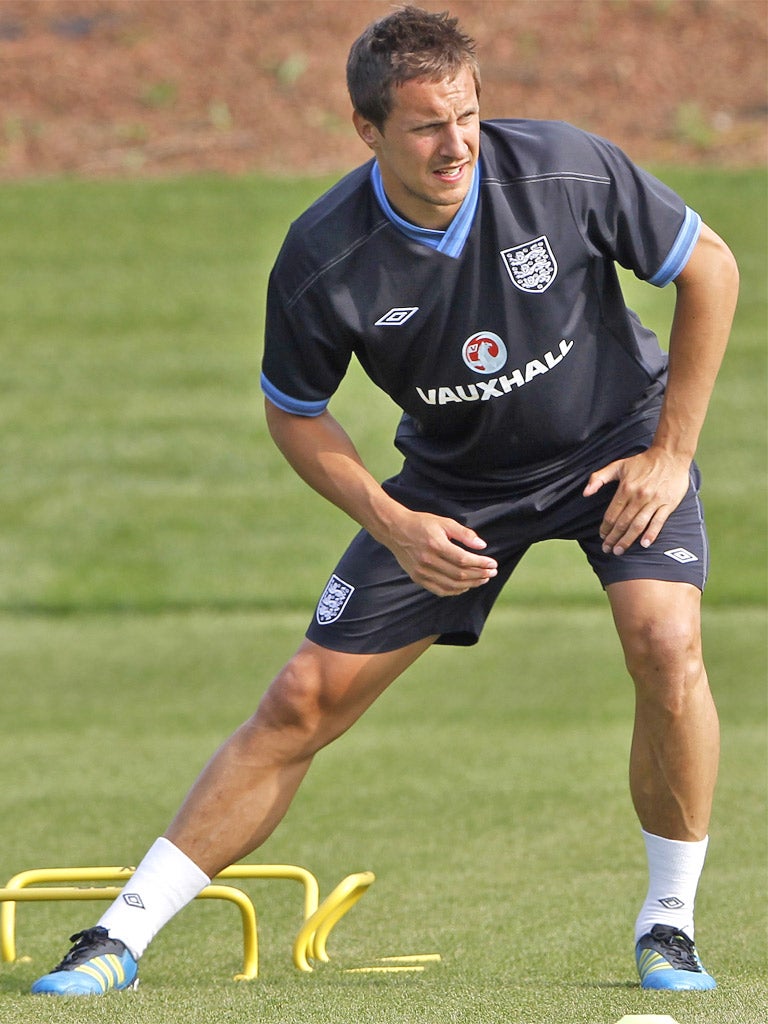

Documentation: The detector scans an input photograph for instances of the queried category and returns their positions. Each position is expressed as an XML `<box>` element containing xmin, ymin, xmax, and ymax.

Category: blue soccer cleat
<box><xmin>31</xmin><ymin>926</ymin><xmax>138</xmax><ymax>996</ymax></box>
<box><xmin>635</xmin><ymin>923</ymin><xmax>716</xmax><ymax>990</ymax></box>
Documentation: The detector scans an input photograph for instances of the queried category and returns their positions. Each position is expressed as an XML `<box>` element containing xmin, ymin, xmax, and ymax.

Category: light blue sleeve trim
<box><xmin>648</xmin><ymin>207</ymin><xmax>702</xmax><ymax>287</ymax></box>
<box><xmin>260</xmin><ymin>371</ymin><xmax>329</xmax><ymax>416</ymax></box>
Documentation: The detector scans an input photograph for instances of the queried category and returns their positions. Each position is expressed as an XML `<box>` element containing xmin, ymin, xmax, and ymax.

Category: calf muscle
<box><xmin>165</xmin><ymin>636</ymin><xmax>434</xmax><ymax>876</ymax></box>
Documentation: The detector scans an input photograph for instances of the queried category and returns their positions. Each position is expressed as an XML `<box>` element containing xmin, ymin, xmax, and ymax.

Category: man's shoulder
<box><xmin>480</xmin><ymin>118</ymin><xmax>619</xmax><ymax>179</ymax></box>
<box><xmin>294</xmin><ymin>160</ymin><xmax>372</xmax><ymax>222</ymax></box>
<box><xmin>273</xmin><ymin>160</ymin><xmax>385</xmax><ymax>297</ymax></box>
<box><xmin>282</xmin><ymin>161</ymin><xmax>380</xmax><ymax>254</ymax></box>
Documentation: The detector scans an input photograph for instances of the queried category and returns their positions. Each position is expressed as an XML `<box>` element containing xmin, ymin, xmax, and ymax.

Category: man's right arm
<box><xmin>264</xmin><ymin>399</ymin><xmax>497</xmax><ymax>597</ymax></box>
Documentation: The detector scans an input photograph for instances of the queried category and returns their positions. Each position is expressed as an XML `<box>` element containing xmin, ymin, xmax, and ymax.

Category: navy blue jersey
<box><xmin>261</xmin><ymin>120</ymin><xmax>700</xmax><ymax>492</ymax></box>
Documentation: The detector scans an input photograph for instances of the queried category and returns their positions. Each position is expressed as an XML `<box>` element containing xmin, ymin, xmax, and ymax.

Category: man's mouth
<box><xmin>433</xmin><ymin>164</ymin><xmax>465</xmax><ymax>181</ymax></box>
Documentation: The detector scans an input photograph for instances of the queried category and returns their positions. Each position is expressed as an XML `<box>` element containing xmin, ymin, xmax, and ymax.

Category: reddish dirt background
<box><xmin>0</xmin><ymin>0</ymin><xmax>766</xmax><ymax>180</ymax></box>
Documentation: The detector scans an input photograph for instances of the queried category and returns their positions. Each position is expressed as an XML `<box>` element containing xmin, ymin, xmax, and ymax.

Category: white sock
<box><xmin>634</xmin><ymin>829</ymin><xmax>709</xmax><ymax>944</ymax></box>
<box><xmin>97</xmin><ymin>837</ymin><xmax>210</xmax><ymax>960</ymax></box>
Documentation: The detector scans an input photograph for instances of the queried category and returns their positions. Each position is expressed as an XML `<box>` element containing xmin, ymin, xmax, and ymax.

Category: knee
<box><xmin>256</xmin><ymin>651</ymin><xmax>327</xmax><ymax>737</ymax></box>
<box><xmin>622</xmin><ymin>613</ymin><xmax>705</xmax><ymax>713</ymax></box>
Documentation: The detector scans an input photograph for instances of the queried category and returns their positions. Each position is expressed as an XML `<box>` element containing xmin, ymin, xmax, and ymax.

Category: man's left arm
<box><xmin>584</xmin><ymin>222</ymin><xmax>740</xmax><ymax>556</ymax></box>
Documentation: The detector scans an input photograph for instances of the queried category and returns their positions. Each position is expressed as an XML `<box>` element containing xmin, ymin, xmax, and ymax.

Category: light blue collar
<box><xmin>371</xmin><ymin>158</ymin><xmax>481</xmax><ymax>258</ymax></box>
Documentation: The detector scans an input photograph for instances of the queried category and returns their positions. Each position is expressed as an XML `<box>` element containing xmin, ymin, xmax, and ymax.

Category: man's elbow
<box><xmin>677</xmin><ymin>222</ymin><xmax>739</xmax><ymax>299</ymax></box>
<box><xmin>706</xmin><ymin>225</ymin><xmax>739</xmax><ymax>292</ymax></box>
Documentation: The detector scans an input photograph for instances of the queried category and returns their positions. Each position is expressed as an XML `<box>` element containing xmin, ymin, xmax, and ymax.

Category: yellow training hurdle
<box><xmin>0</xmin><ymin>864</ymin><xmax>376</xmax><ymax>981</ymax></box>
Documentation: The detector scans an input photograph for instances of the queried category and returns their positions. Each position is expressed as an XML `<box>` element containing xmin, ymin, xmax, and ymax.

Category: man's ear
<box><xmin>353</xmin><ymin>110</ymin><xmax>380</xmax><ymax>150</ymax></box>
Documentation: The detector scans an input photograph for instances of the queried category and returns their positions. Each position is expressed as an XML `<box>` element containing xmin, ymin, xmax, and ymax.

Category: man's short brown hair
<box><xmin>347</xmin><ymin>6</ymin><xmax>481</xmax><ymax>129</ymax></box>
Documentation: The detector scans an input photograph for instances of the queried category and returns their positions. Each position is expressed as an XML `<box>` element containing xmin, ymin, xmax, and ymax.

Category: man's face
<box><xmin>353</xmin><ymin>65</ymin><xmax>480</xmax><ymax>231</ymax></box>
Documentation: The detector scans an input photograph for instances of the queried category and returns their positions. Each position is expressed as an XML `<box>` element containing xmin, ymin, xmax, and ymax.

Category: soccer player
<box><xmin>32</xmin><ymin>5</ymin><xmax>738</xmax><ymax>996</ymax></box>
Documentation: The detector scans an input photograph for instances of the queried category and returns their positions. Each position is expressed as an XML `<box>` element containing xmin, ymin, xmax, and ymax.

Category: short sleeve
<box><xmin>261</xmin><ymin>235</ymin><xmax>354</xmax><ymax>416</ymax></box>
<box><xmin>647</xmin><ymin>206</ymin><xmax>701</xmax><ymax>286</ymax></box>
<box><xmin>571</xmin><ymin>130</ymin><xmax>700</xmax><ymax>286</ymax></box>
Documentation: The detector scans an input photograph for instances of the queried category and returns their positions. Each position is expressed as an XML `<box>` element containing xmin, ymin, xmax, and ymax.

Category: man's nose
<box><xmin>438</xmin><ymin>122</ymin><xmax>468</xmax><ymax>158</ymax></box>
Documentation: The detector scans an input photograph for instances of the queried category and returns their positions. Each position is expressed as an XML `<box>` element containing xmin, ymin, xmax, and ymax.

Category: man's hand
<box><xmin>265</xmin><ymin>403</ymin><xmax>498</xmax><ymax>596</ymax></box>
<box><xmin>583</xmin><ymin>447</ymin><xmax>692</xmax><ymax>556</ymax></box>
<box><xmin>381</xmin><ymin>507</ymin><xmax>498</xmax><ymax>596</ymax></box>
<box><xmin>582</xmin><ymin>224</ymin><xmax>738</xmax><ymax>559</ymax></box>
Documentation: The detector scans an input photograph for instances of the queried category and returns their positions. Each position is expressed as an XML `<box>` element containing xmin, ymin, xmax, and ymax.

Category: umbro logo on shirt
<box><xmin>375</xmin><ymin>307</ymin><xmax>419</xmax><ymax>326</ymax></box>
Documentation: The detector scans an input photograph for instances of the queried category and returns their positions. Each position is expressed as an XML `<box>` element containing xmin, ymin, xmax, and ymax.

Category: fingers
<box><xmin>584</xmin><ymin>458</ymin><xmax>644</xmax><ymax>554</ymax></box>
<box><xmin>448</xmin><ymin>521</ymin><xmax>492</xmax><ymax>553</ymax></box>
<box><xmin>591</xmin><ymin>451</ymin><xmax>690</xmax><ymax>556</ymax></box>
<box><xmin>582</xmin><ymin>460</ymin><xmax>622</xmax><ymax>497</ymax></box>
<box><xmin>394</xmin><ymin>514</ymin><xmax>498</xmax><ymax>597</ymax></box>
<box><xmin>417</xmin><ymin>535</ymin><xmax>498</xmax><ymax>597</ymax></box>
<box><xmin>599</xmin><ymin>494</ymin><xmax>671</xmax><ymax>556</ymax></box>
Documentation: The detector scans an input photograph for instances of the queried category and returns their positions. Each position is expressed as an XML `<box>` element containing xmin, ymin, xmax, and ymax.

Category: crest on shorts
<box><xmin>500</xmin><ymin>235</ymin><xmax>558</xmax><ymax>293</ymax></box>
<box><xmin>316</xmin><ymin>573</ymin><xmax>355</xmax><ymax>625</ymax></box>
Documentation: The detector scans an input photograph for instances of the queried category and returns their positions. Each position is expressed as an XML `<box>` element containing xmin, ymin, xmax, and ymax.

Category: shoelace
<box><xmin>52</xmin><ymin>926</ymin><xmax>112</xmax><ymax>971</ymax></box>
<box><xmin>649</xmin><ymin>924</ymin><xmax>701</xmax><ymax>971</ymax></box>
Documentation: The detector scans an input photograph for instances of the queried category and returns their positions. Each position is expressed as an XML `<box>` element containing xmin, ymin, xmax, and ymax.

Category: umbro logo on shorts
<box><xmin>122</xmin><ymin>893</ymin><xmax>145</xmax><ymax>909</ymax></box>
<box><xmin>664</xmin><ymin>547</ymin><xmax>698</xmax><ymax>564</ymax></box>
<box><xmin>375</xmin><ymin>307</ymin><xmax>419</xmax><ymax>326</ymax></box>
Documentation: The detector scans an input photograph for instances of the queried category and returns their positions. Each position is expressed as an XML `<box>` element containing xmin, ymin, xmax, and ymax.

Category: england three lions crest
<box><xmin>501</xmin><ymin>235</ymin><xmax>558</xmax><ymax>293</ymax></box>
<box><xmin>316</xmin><ymin>573</ymin><xmax>355</xmax><ymax>625</ymax></box>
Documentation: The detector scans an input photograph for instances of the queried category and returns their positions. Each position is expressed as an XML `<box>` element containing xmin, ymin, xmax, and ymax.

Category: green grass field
<box><xmin>0</xmin><ymin>167</ymin><xmax>764</xmax><ymax>1024</ymax></box>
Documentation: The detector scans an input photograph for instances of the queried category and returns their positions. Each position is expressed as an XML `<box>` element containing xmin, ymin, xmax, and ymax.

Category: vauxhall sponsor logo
<box><xmin>416</xmin><ymin>337</ymin><xmax>575</xmax><ymax>406</ymax></box>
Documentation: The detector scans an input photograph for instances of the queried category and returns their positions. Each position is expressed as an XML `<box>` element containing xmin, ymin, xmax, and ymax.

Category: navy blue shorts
<box><xmin>305</xmin><ymin>457</ymin><xmax>709</xmax><ymax>655</ymax></box>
